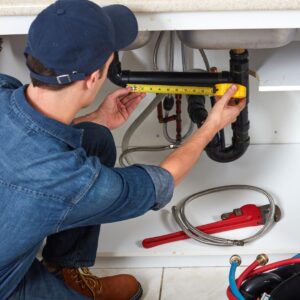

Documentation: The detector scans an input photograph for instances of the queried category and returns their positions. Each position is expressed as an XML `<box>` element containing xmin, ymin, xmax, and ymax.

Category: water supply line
<box><xmin>160</xmin><ymin>31</ymin><xmax>181</xmax><ymax>144</ymax></box>
<box><xmin>172</xmin><ymin>185</ymin><xmax>276</xmax><ymax>246</ymax></box>
<box><xmin>229</xmin><ymin>256</ymin><xmax>245</xmax><ymax>300</ymax></box>
<box><xmin>226</xmin><ymin>254</ymin><xmax>300</xmax><ymax>299</ymax></box>
<box><xmin>163</xmin><ymin>31</ymin><xmax>181</xmax><ymax>144</ymax></box>
<box><xmin>228</xmin><ymin>254</ymin><xmax>269</xmax><ymax>300</ymax></box>
<box><xmin>153</xmin><ymin>31</ymin><xmax>164</xmax><ymax>71</ymax></box>
<box><xmin>119</xmin><ymin>94</ymin><xmax>178</xmax><ymax>166</ymax></box>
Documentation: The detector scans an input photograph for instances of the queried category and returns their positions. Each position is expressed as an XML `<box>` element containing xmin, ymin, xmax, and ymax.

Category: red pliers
<box><xmin>142</xmin><ymin>204</ymin><xmax>281</xmax><ymax>248</ymax></box>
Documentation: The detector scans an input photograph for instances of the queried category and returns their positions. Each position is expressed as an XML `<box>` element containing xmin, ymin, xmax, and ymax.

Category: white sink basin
<box><xmin>123</xmin><ymin>31</ymin><xmax>154</xmax><ymax>50</ymax></box>
<box><xmin>177</xmin><ymin>29</ymin><xmax>297</xmax><ymax>49</ymax></box>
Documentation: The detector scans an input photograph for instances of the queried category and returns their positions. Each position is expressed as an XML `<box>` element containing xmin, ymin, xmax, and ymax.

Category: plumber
<box><xmin>0</xmin><ymin>0</ymin><xmax>245</xmax><ymax>299</ymax></box>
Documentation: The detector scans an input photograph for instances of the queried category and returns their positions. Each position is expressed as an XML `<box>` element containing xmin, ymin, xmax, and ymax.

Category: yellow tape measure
<box><xmin>127</xmin><ymin>83</ymin><xmax>246</xmax><ymax>99</ymax></box>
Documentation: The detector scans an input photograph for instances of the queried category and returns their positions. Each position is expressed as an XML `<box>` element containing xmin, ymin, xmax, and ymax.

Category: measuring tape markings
<box><xmin>127</xmin><ymin>83</ymin><xmax>246</xmax><ymax>99</ymax></box>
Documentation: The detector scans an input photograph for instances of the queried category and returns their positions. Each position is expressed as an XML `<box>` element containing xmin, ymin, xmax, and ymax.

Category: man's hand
<box><xmin>73</xmin><ymin>87</ymin><xmax>146</xmax><ymax>129</ymax></box>
<box><xmin>160</xmin><ymin>84</ymin><xmax>246</xmax><ymax>186</ymax></box>
<box><xmin>94</xmin><ymin>87</ymin><xmax>146</xmax><ymax>129</ymax></box>
<box><xmin>205</xmin><ymin>85</ymin><xmax>246</xmax><ymax>131</ymax></box>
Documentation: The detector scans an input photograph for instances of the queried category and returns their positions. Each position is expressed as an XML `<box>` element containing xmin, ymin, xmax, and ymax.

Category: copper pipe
<box><xmin>157</xmin><ymin>102</ymin><xmax>164</xmax><ymax>123</ymax></box>
<box><xmin>157</xmin><ymin>102</ymin><xmax>176</xmax><ymax>123</ymax></box>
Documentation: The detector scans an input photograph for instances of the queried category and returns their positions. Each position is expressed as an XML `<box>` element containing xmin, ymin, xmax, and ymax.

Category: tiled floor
<box><xmin>91</xmin><ymin>267</ymin><xmax>231</xmax><ymax>300</ymax></box>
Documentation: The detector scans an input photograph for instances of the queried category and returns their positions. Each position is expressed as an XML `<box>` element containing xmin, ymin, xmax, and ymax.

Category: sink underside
<box><xmin>124</xmin><ymin>29</ymin><xmax>297</xmax><ymax>50</ymax></box>
<box><xmin>123</xmin><ymin>31</ymin><xmax>154</xmax><ymax>50</ymax></box>
<box><xmin>177</xmin><ymin>29</ymin><xmax>297</xmax><ymax>49</ymax></box>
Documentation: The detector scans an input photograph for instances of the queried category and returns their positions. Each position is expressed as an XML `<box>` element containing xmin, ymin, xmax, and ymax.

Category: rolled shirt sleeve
<box><xmin>60</xmin><ymin>161</ymin><xmax>174</xmax><ymax>230</ymax></box>
<box><xmin>138</xmin><ymin>164</ymin><xmax>174</xmax><ymax>211</ymax></box>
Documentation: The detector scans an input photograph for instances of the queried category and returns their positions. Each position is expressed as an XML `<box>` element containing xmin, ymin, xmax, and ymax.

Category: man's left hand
<box><xmin>94</xmin><ymin>87</ymin><xmax>146</xmax><ymax>129</ymax></box>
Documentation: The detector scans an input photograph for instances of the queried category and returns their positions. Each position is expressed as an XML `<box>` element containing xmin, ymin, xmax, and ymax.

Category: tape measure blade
<box><xmin>127</xmin><ymin>84</ymin><xmax>214</xmax><ymax>96</ymax></box>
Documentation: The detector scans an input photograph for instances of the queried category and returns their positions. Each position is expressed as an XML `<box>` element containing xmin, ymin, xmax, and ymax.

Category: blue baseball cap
<box><xmin>25</xmin><ymin>0</ymin><xmax>138</xmax><ymax>85</ymax></box>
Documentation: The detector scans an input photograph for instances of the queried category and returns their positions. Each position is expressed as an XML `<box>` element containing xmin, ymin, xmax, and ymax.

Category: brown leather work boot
<box><xmin>62</xmin><ymin>267</ymin><xmax>143</xmax><ymax>300</ymax></box>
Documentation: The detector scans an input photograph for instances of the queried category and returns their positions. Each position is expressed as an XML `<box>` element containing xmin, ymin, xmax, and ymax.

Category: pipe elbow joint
<box><xmin>107</xmin><ymin>52</ymin><xmax>128</xmax><ymax>87</ymax></box>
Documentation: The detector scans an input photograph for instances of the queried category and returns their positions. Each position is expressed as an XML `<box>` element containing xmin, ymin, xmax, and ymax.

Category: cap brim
<box><xmin>103</xmin><ymin>5</ymin><xmax>138</xmax><ymax>51</ymax></box>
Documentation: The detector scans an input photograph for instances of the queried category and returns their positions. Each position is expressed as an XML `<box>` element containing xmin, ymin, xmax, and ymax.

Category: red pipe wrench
<box><xmin>142</xmin><ymin>204</ymin><xmax>281</xmax><ymax>248</ymax></box>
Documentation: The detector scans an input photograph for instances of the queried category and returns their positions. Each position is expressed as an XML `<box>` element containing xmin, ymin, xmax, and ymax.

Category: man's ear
<box><xmin>85</xmin><ymin>53</ymin><xmax>114</xmax><ymax>88</ymax></box>
<box><xmin>85</xmin><ymin>70</ymin><xmax>100</xmax><ymax>89</ymax></box>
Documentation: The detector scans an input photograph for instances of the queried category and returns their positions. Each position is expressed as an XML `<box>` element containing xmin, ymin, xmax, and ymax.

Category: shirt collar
<box><xmin>11</xmin><ymin>85</ymin><xmax>83</xmax><ymax>149</ymax></box>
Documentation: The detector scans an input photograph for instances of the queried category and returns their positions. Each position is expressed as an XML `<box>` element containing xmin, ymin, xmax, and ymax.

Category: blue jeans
<box><xmin>8</xmin><ymin>122</ymin><xmax>117</xmax><ymax>300</ymax></box>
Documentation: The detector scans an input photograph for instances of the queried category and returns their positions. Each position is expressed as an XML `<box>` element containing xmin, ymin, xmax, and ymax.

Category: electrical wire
<box><xmin>172</xmin><ymin>185</ymin><xmax>276</xmax><ymax>246</ymax></box>
<box><xmin>229</xmin><ymin>262</ymin><xmax>245</xmax><ymax>300</ymax></box>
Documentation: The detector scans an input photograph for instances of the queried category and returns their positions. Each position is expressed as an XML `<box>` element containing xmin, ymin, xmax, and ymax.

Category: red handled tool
<box><xmin>142</xmin><ymin>204</ymin><xmax>281</xmax><ymax>248</ymax></box>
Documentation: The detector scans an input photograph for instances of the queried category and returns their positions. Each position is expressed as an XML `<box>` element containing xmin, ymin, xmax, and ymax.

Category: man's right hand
<box><xmin>205</xmin><ymin>84</ymin><xmax>246</xmax><ymax>132</ymax></box>
<box><xmin>160</xmin><ymin>84</ymin><xmax>247</xmax><ymax>186</ymax></box>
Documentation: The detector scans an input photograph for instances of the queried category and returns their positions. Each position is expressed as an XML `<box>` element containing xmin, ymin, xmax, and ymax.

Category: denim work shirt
<box><xmin>0</xmin><ymin>74</ymin><xmax>174</xmax><ymax>299</ymax></box>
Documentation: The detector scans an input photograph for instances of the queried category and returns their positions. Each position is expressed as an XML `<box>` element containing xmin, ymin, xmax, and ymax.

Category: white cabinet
<box><xmin>2</xmin><ymin>2</ymin><xmax>300</xmax><ymax>267</ymax></box>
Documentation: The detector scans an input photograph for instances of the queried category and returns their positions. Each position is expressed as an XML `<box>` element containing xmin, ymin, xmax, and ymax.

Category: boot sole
<box><xmin>130</xmin><ymin>282</ymin><xmax>143</xmax><ymax>300</ymax></box>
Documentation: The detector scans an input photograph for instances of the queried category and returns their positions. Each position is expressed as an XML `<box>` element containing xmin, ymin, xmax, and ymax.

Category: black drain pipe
<box><xmin>108</xmin><ymin>50</ymin><xmax>249</xmax><ymax>163</ymax></box>
<box><xmin>108</xmin><ymin>52</ymin><xmax>232</xmax><ymax>87</ymax></box>
<box><xmin>204</xmin><ymin>50</ymin><xmax>250</xmax><ymax>162</ymax></box>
